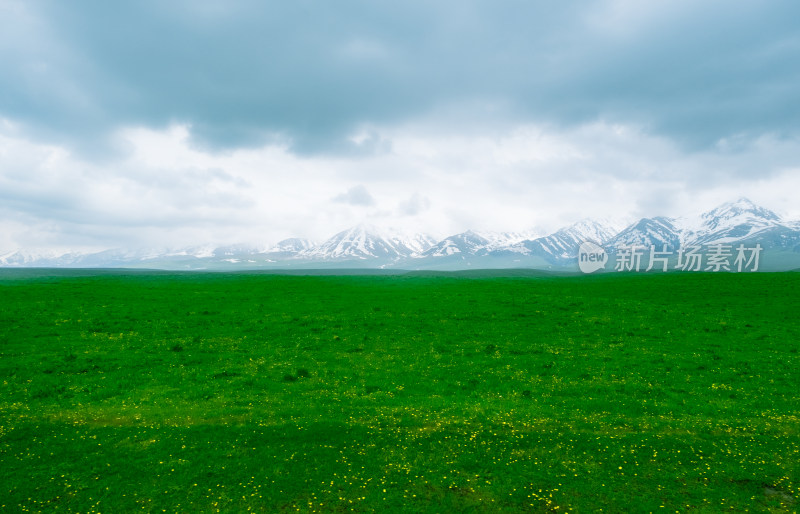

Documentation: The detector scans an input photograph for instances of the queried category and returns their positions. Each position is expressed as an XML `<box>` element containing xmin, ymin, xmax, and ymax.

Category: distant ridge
<box><xmin>2</xmin><ymin>198</ymin><xmax>799</xmax><ymax>271</ymax></box>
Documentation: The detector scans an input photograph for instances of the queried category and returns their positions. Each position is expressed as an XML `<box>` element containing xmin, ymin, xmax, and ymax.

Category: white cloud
<box><xmin>333</xmin><ymin>185</ymin><xmax>376</xmax><ymax>206</ymax></box>
<box><xmin>398</xmin><ymin>193</ymin><xmax>431</xmax><ymax>216</ymax></box>
<box><xmin>1</xmin><ymin>1</ymin><xmax>798</xmax><ymax>258</ymax></box>
<box><xmin>1</xmin><ymin>119</ymin><xmax>799</xmax><ymax>252</ymax></box>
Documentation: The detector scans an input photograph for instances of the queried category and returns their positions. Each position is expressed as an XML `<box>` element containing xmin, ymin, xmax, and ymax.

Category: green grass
<box><xmin>0</xmin><ymin>271</ymin><xmax>798</xmax><ymax>512</ymax></box>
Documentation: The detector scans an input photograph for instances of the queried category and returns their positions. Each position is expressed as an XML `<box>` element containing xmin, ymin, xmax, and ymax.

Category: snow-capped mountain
<box><xmin>566</xmin><ymin>219</ymin><xmax>621</xmax><ymax>245</ymax></box>
<box><xmin>479</xmin><ymin>230</ymin><xmax>542</xmax><ymax>250</ymax></box>
<box><xmin>300</xmin><ymin>224</ymin><xmax>436</xmax><ymax>261</ymax></box>
<box><xmin>520</xmin><ymin>219</ymin><xmax>620</xmax><ymax>261</ymax></box>
<box><xmin>421</xmin><ymin>231</ymin><xmax>491</xmax><ymax>258</ymax></box>
<box><xmin>267</xmin><ymin>238</ymin><xmax>315</xmax><ymax>254</ymax></box>
<box><xmin>681</xmin><ymin>198</ymin><xmax>783</xmax><ymax>246</ymax></box>
<box><xmin>2</xmin><ymin>199</ymin><xmax>799</xmax><ymax>271</ymax></box>
<box><xmin>603</xmin><ymin>198</ymin><xmax>793</xmax><ymax>255</ymax></box>
<box><xmin>0</xmin><ymin>249</ymin><xmax>83</xmax><ymax>267</ymax></box>
<box><xmin>605</xmin><ymin>217</ymin><xmax>682</xmax><ymax>252</ymax></box>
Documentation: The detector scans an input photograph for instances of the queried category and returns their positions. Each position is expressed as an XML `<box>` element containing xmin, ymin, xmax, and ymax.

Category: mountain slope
<box><xmin>605</xmin><ymin>217</ymin><xmax>682</xmax><ymax>252</ymax></box>
<box><xmin>681</xmin><ymin>198</ymin><xmax>784</xmax><ymax>246</ymax></box>
<box><xmin>2</xmin><ymin>198</ymin><xmax>799</xmax><ymax>270</ymax></box>
<box><xmin>518</xmin><ymin>220</ymin><xmax>619</xmax><ymax>263</ymax></box>
<box><xmin>602</xmin><ymin>198</ymin><xmax>794</xmax><ymax>253</ymax></box>
<box><xmin>268</xmin><ymin>238</ymin><xmax>315</xmax><ymax>253</ymax></box>
<box><xmin>301</xmin><ymin>225</ymin><xmax>435</xmax><ymax>261</ymax></box>
<box><xmin>420</xmin><ymin>231</ymin><xmax>490</xmax><ymax>258</ymax></box>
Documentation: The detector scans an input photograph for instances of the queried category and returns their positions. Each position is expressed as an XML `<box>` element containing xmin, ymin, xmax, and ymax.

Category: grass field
<box><xmin>1</xmin><ymin>270</ymin><xmax>798</xmax><ymax>512</ymax></box>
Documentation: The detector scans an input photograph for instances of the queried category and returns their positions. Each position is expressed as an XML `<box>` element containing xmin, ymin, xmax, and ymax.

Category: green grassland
<box><xmin>0</xmin><ymin>270</ymin><xmax>798</xmax><ymax>512</ymax></box>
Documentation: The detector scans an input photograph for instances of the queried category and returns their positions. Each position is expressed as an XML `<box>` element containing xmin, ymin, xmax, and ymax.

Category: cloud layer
<box><xmin>4</xmin><ymin>0</ymin><xmax>800</xmax><ymax>153</ymax></box>
<box><xmin>1</xmin><ymin>0</ymin><xmax>799</xmax><ymax>251</ymax></box>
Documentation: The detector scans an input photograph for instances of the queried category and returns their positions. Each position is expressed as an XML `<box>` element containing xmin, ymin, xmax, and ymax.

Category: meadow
<box><xmin>0</xmin><ymin>269</ymin><xmax>798</xmax><ymax>512</ymax></box>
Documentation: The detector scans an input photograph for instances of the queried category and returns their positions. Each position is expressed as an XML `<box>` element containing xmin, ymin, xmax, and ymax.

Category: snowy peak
<box><xmin>268</xmin><ymin>238</ymin><xmax>315</xmax><ymax>254</ymax></box>
<box><xmin>606</xmin><ymin>217</ymin><xmax>681</xmax><ymax>251</ymax></box>
<box><xmin>558</xmin><ymin>219</ymin><xmax>619</xmax><ymax>245</ymax></box>
<box><xmin>210</xmin><ymin>244</ymin><xmax>264</xmax><ymax>258</ymax></box>
<box><xmin>478</xmin><ymin>229</ymin><xmax>542</xmax><ymax>248</ymax></box>
<box><xmin>2</xmin><ymin>198</ymin><xmax>798</xmax><ymax>270</ymax></box>
<box><xmin>302</xmin><ymin>224</ymin><xmax>435</xmax><ymax>260</ymax></box>
<box><xmin>600</xmin><ymin>198</ymin><xmax>784</xmax><ymax>251</ymax></box>
<box><xmin>520</xmin><ymin>219</ymin><xmax>619</xmax><ymax>260</ymax></box>
<box><xmin>0</xmin><ymin>249</ymin><xmax>77</xmax><ymax>266</ymax></box>
<box><xmin>701</xmin><ymin>198</ymin><xmax>780</xmax><ymax>228</ymax></box>
<box><xmin>685</xmin><ymin>198</ymin><xmax>783</xmax><ymax>245</ymax></box>
<box><xmin>422</xmin><ymin>230</ymin><xmax>490</xmax><ymax>257</ymax></box>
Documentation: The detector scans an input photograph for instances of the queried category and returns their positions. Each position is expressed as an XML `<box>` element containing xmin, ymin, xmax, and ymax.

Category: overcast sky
<box><xmin>1</xmin><ymin>0</ymin><xmax>799</xmax><ymax>251</ymax></box>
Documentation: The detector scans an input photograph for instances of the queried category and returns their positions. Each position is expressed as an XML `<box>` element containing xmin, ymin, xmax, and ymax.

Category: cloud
<box><xmin>1</xmin><ymin>1</ymin><xmax>799</xmax><ymax>252</ymax></box>
<box><xmin>398</xmin><ymin>193</ymin><xmax>431</xmax><ymax>216</ymax></box>
<box><xmin>1</xmin><ymin>0</ymin><xmax>798</xmax><ymax>158</ymax></box>
<box><xmin>333</xmin><ymin>185</ymin><xmax>376</xmax><ymax>206</ymax></box>
<box><xmin>2</xmin><ymin>119</ymin><xmax>798</xmax><ymax>252</ymax></box>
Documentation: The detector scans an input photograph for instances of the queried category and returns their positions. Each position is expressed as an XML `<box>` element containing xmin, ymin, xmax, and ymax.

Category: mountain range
<box><xmin>2</xmin><ymin>198</ymin><xmax>799</xmax><ymax>271</ymax></box>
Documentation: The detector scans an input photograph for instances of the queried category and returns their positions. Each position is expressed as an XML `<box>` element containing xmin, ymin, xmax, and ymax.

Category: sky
<box><xmin>1</xmin><ymin>0</ymin><xmax>799</xmax><ymax>252</ymax></box>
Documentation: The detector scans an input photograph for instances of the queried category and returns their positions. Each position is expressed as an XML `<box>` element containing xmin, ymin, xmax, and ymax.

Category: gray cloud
<box><xmin>398</xmin><ymin>193</ymin><xmax>431</xmax><ymax>216</ymax></box>
<box><xmin>1</xmin><ymin>0</ymin><xmax>798</xmax><ymax>158</ymax></box>
<box><xmin>333</xmin><ymin>185</ymin><xmax>375</xmax><ymax>206</ymax></box>
<box><xmin>2</xmin><ymin>0</ymin><xmax>799</xmax><ymax>252</ymax></box>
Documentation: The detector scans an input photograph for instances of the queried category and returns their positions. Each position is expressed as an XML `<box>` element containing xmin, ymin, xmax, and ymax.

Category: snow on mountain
<box><xmin>701</xmin><ymin>197</ymin><xmax>780</xmax><ymax>228</ymax></box>
<box><xmin>520</xmin><ymin>219</ymin><xmax>620</xmax><ymax>261</ymax></box>
<box><xmin>209</xmin><ymin>244</ymin><xmax>264</xmax><ymax>258</ymax></box>
<box><xmin>301</xmin><ymin>224</ymin><xmax>436</xmax><ymax>261</ymax></box>
<box><xmin>602</xmin><ymin>198</ymin><xmax>790</xmax><ymax>254</ymax></box>
<box><xmin>75</xmin><ymin>248</ymin><xmax>163</xmax><ymax>265</ymax></box>
<box><xmin>680</xmin><ymin>198</ymin><xmax>783</xmax><ymax>246</ymax></box>
<box><xmin>2</xmin><ymin>199</ymin><xmax>799</xmax><ymax>270</ymax></box>
<box><xmin>421</xmin><ymin>231</ymin><xmax>491</xmax><ymax>258</ymax></box>
<box><xmin>480</xmin><ymin>229</ymin><xmax>541</xmax><ymax>246</ymax></box>
<box><xmin>400</xmin><ymin>233</ymin><xmax>439</xmax><ymax>255</ymax></box>
<box><xmin>138</xmin><ymin>244</ymin><xmax>209</xmax><ymax>259</ymax></box>
<box><xmin>0</xmin><ymin>249</ymin><xmax>89</xmax><ymax>267</ymax></box>
<box><xmin>267</xmin><ymin>238</ymin><xmax>315</xmax><ymax>254</ymax></box>
<box><xmin>0</xmin><ymin>250</ymin><xmax>41</xmax><ymax>266</ymax></box>
<box><xmin>605</xmin><ymin>216</ymin><xmax>682</xmax><ymax>252</ymax></box>
<box><xmin>115</xmin><ymin>244</ymin><xmax>216</xmax><ymax>260</ymax></box>
<box><xmin>567</xmin><ymin>219</ymin><xmax>619</xmax><ymax>245</ymax></box>
<box><xmin>476</xmin><ymin>229</ymin><xmax>543</xmax><ymax>253</ymax></box>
